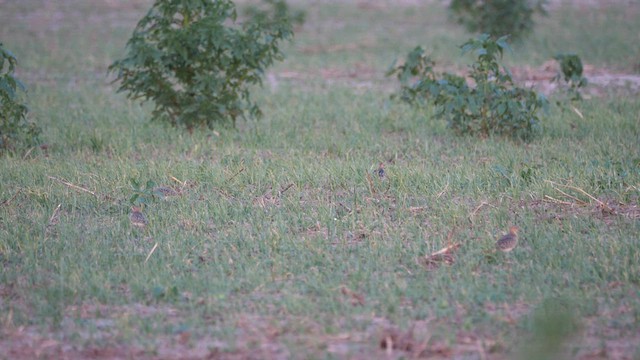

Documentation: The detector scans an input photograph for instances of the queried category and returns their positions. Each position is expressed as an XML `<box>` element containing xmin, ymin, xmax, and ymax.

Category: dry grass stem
<box><xmin>554</xmin><ymin>187</ymin><xmax>589</xmax><ymax>205</ymax></box>
<box><xmin>420</xmin><ymin>243</ymin><xmax>461</xmax><ymax>270</ymax></box>
<box><xmin>144</xmin><ymin>242</ymin><xmax>159</xmax><ymax>264</ymax></box>
<box><xmin>22</xmin><ymin>147</ymin><xmax>35</xmax><ymax>160</ymax></box>
<box><xmin>225</xmin><ymin>167</ymin><xmax>245</xmax><ymax>183</ymax></box>
<box><xmin>546</xmin><ymin>179</ymin><xmax>615</xmax><ymax>212</ymax></box>
<box><xmin>47</xmin><ymin>176</ymin><xmax>97</xmax><ymax>198</ymax></box>
<box><xmin>571</xmin><ymin>105</ymin><xmax>584</xmax><ymax>119</ymax></box>
<box><xmin>468</xmin><ymin>201</ymin><xmax>495</xmax><ymax>223</ymax></box>
<box><xmin>365</xmin><ymin>171</ymin><xmax>376</xmax><ymax>195</ymax></box>
<box><xmin>543</xmin><ymin>195</ymin><xmax>575</xmax><ymax>206</ymax></box>
<box><xmin>169</xmin><ymin>175</ymin><xmax>186</xmax><ymax>187</ymax></box>
<box><xmin>44</xmin><ymin>203</ymin><xmax>62</xmax><ymax>240</ymax></box>
<box><xmin>430</xmin><ymin>242</ymin><xmax>461</xmax><ymax>257</ymax></box>
<box><xmin>0</xmin><ymin>190</ymin><xmax>20</xmax><ymax>207</ymax></box>
<box><xmin>436</xmin><ymin>181</ymin><xmax>449</xmax><ymax>199</ymax></box>
<box><xmin>279</xmin><ymin>183</ymin><xmax>294</xmax><ymax>195</ymax></box>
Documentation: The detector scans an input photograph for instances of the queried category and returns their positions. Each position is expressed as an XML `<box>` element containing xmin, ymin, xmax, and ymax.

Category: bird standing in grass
<box><xmin>496</xmin><ymin>225</ymin><xmax>519</xmax><ymax>252</ymax></box>
<box><xmin>153</xmin><ymin>186</ymin><xmax>179</xmax><ymax>199</ymax></box>
<box><xmin>376</xmin><ymin>162</ymin><xmax>385</xmax><ymax>179</ymax></box>
<box><xmin>129</xmin><ymin>206</ymin><xmax>148</xmax><ymax>228</ymax></box>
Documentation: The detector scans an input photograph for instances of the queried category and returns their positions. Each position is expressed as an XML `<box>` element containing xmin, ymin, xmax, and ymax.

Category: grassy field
<box><xmin>1</xmin><ymin>0</ymin><xmax>639</xmax><ymax>358</ymax></box>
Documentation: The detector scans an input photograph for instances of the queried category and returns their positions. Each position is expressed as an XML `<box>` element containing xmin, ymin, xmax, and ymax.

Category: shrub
<box><xmin>108</xmin><ymin>0</ymin><xmax>293</xmax><ymax>131</ymax></box>
<box><xmin>0</xmin><ymin>43</ymin><xmax>40</xmax><ymax>153</ymax></box>
<box><xmin>553</xmin><ymin>53</ymin><xmax>587</xmax><ymax>102</ymax></box>
<box><xmin>448</xmin><ymin>0</ymin><xmax>547</xmax><ymax>41</ymax></box>
<box><xmin>388</xmin><ymin>35</ymin><xmax>549</xmax><ymax>141</ymax></box>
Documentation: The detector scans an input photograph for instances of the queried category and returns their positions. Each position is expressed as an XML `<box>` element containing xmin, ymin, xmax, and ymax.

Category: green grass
<box><xmin>1</xmin><ymin>0</ymin><xmax>640</xmax><ymax>358</ymax></box>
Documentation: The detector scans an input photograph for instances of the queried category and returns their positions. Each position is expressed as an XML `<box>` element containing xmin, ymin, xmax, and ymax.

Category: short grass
<box><xmin>1</xmin><ymin>0</ymin><xmax>639</xmax><ymax>358</ymax></box>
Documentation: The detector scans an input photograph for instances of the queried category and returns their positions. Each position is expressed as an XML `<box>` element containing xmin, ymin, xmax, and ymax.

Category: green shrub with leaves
<box><xmin>0</xmin><ymin>43</ymin><xmax>40</xmax><ymax>153</ymax></box>
<box><xmin>553</xmin><ymin>53</ymin><xmax>587</xmax><ymax>102</ymax></box>
<box><xmin>109</xmin><ymin>0</ymin><xmax>293</xmax><ymax>131</ymax></box>
<box><xmin>448</xmin><ymin>0</ymin><xmax>547</xmax><ymax>41</ymax></box>
<box><xmin>129</xmin><ymin>178</ymin><xmax>158</xmax><ymax>205</ymax></box>
<box><xmin>388</xmin><ymin>35</ymin><xmax>549</xmax><ymax>141</ymax></box>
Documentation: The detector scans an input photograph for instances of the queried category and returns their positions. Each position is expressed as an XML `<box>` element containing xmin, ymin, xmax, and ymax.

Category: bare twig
<box><xmin>47</xmin><ymin>176</ymin><xmax>97</xmax><ymax>197</ymax></box>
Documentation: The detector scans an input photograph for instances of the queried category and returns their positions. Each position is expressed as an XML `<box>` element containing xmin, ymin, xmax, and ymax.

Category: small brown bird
<box><xmin>375</xmin><ymin>162</ymin><xmax>385</xmax><ymax>179</ymax></box>
<box><xmin>496</xmin><ymin>225</ymin><xmax>519</xmax><ymax>252</ymax></box>
<box><xmin>129</xmin><ymin>206</ymin><xmax>148</xmax><ymax>228</ymax></box>
<box><xmin>153</xmin><ymin>186</ymin><xmax>180</xmax><ymax>199</ymax></box>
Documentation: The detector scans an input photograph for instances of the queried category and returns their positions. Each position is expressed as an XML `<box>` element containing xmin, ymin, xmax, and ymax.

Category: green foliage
<box><xmin>448</xmin><ymin>0</ymin><xmax>547</xmax><ymax>41</ymax></box>
<box><xmin>553</xmin><ymin>53</ymin><xmax>587</xmax><ymax>102</ymax></box>
<box><xmin>244</xmin><ymin>0</ymin><xmax>306</xmax><ymax>28</ymax></box>
<box><xmin>0</xmin><ymin>43</ymin><xmax>40</xmax><ymax>153</ymax></box>
<box><xmin>108</xmin><ymin>0</ymin><xmax>293</xmax><ymax>131</ymax></box>
<box><xmin>388</xmin><ymin>35</ymin><xmax>549</xmax><ymax>141</ymax></box>
<box><xmin>129</xmin><ymin>178</ymin><xmax>158</xmax><ymax>205</ymax></box>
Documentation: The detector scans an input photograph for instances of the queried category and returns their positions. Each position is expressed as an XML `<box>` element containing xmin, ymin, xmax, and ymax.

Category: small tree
<box><xmin>388</xmin><ymin>35</ymin><xmax>549</xmax><ymax>141</ymax></box>
<box><xmin>109</xmin><ymin>0</ymin><xmax>293</xmax><ymax>131</ymax></box>
<box><xmin>0</xmin><ymin>43</ymin><xmax>40</xmax><ymax>153</ymax></box>
<box><xmin>448</xmin><ymin>0</ymin><xmax>547</xmax><ymax>41</ymax></box>
<box><xmin>553</xmin><ymin>53</ymin><xmax>587</xmax><ymax>102</ymax></box>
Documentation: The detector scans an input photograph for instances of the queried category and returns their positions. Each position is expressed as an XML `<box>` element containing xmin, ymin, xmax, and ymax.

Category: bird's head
<box><xmin>509</xmin><ymin>225</ymin><xmax>519</xmax><ymax>235</ymax></box>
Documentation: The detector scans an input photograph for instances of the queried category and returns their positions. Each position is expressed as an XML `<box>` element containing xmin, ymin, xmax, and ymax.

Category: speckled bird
<box><xmin>129</xmin><ymin>206</ymin><xmax>148</xmax><ymax>228</ymax></box>
<box><xmin>376</xmin><ymin>162</ymin><xmax>385</xmax><ymax>179</ymax></box>
<box><xmin>496</xmin><ymin>225</ymin><xmax>519</xmax><ymax>252</ymax></box>
<box><xmin>153</xmin><ymin>186</ymin><xmax>179</xmax><ymax>199</ymax></box>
